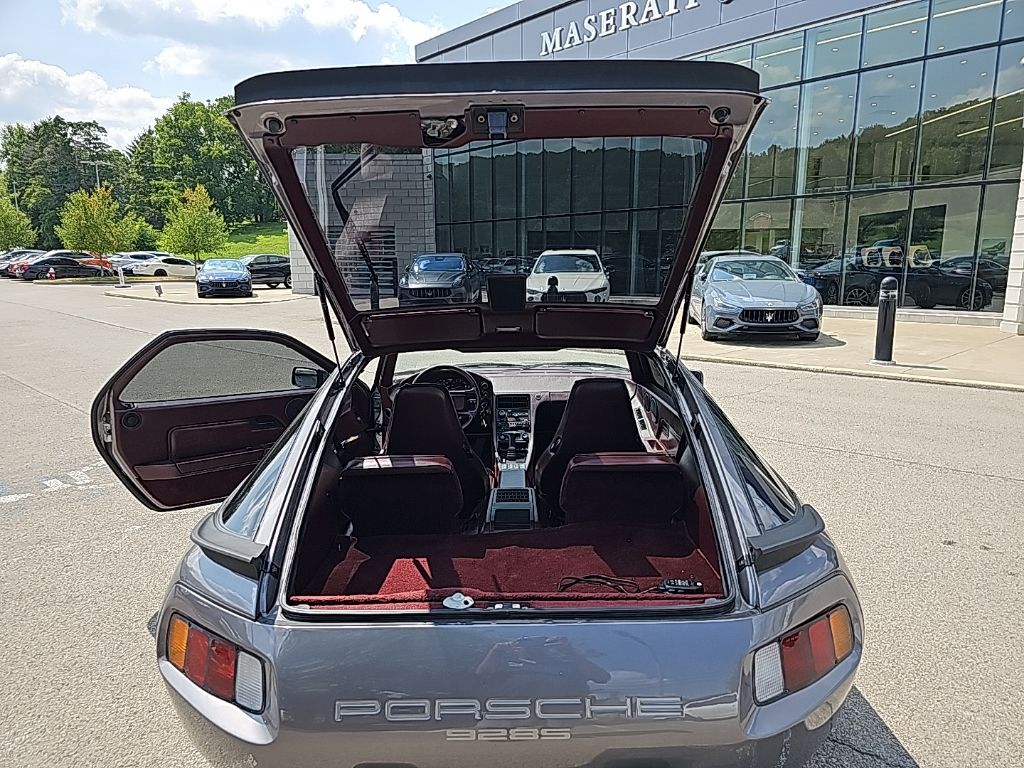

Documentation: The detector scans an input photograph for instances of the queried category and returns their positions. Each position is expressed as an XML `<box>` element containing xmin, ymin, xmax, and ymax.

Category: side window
<box><xmin>119</xmin><ymin>338</ymin><xmax>328</xmax><ymax>404</ymax></box>
<box><xmin>701</xmin><ymin>395</ymin><xmax>798</xmax><ymax>530</ymax></box>
<box><xmin>220</xmin><ymin>426</ymin><xmax>299</xmax><ymax>536</ymax></box>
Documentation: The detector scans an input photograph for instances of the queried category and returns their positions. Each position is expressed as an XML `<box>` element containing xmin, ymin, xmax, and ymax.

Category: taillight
<box><xmin>753</xmin><ymin>605</ymin><xmax>854</xmax><ymax>704</ymax></box>
<box><xmin>166</xmin><ymin>614</ymin><xmax>265</xmax><ymax>712</ymax></box>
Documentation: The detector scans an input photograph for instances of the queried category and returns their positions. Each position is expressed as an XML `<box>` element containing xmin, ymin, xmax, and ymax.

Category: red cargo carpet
<box><xmin>295</xmin><ymin>523</ymin><xmax>722</xmax><ymax>608</ymax></box>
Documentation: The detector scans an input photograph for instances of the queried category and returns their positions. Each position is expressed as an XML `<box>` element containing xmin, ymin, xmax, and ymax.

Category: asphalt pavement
<box><xmin>0</xmin><ymin>280</ymin><xmax>1021</xmax><ymax>768</ymax></box>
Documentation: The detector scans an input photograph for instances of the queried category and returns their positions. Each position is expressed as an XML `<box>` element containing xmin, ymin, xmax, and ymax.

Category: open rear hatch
<box><xmin>230</xmin><ymin>60</ymin><xmax>764</xmax><ymax>356</ymax></box>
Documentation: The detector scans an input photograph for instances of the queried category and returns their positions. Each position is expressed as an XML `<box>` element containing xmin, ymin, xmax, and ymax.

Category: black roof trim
<box><xmin>234</xmin><ymin>60</ymin><xmax>760</xmax><ymax>107</ymax></box>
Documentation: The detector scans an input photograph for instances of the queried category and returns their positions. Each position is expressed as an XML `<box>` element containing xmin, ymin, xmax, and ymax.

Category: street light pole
<box><xmin>80</xmin><ymin>160</ymin><xmax>112</xmax><ymax>190</ymax></box>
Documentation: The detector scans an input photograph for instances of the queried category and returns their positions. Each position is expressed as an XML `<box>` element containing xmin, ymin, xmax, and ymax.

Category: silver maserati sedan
<box><xmin>90</xmin><ymin>60</ymin><xmax>861</xmax><ymax>768</ymax></box>
<box><xmin>690</xmin><ymin>255</ymin><xmax>824</xmax><ymax>342</ymax></box>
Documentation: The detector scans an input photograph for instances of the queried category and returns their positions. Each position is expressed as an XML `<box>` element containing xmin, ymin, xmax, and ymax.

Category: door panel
<box><xmin>93</xmin><ymin>329</ymin><xmax>334</xmax><ymax>511</ymax></box>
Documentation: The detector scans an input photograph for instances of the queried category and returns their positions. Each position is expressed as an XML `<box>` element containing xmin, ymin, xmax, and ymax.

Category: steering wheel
<box><xmin>410</xmin><ymin>366</ymin><xmax>482</xmax><ymax>428</ymax></box>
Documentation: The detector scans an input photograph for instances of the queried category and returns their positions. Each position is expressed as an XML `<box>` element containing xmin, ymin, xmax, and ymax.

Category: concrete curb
<box><xmin>103</xmin><ymin>289</ymin><xmax>311</xmax><ymax>306</ymax></box>
<box><xmin>680</xmin><ymin>354</ymin><xmax>1024</xmax><ymax>394</ymax></box>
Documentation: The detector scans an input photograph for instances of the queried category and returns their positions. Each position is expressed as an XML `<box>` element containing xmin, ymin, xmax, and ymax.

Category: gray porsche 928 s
<box><xmin>91</xmin><ymin>61</ymin><xmax>862</xmax><ymax>768</ymax></box>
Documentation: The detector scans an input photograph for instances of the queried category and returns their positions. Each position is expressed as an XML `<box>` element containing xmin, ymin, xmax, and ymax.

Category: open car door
<box><xmin>92</xmin><ymin>329</ymin><xmax>334</xmax><ymax>511</ymax></box>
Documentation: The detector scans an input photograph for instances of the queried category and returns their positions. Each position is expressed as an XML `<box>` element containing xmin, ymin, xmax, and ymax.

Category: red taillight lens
<box><xmin>166</xmin><ymin>614</ymin><xmax>263</xmax><ymax>712</ymax></box>
<box><xmin>754</xmin><ymin>605</ymin><xmax>855</xmax><ymax>704</ymax></box>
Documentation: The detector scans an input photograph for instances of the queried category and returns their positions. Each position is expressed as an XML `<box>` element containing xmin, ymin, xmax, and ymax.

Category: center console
<box><xmin>496</xmin><ymin>394</ymin><xmax>532</xmax><ymax>465</ymax></box>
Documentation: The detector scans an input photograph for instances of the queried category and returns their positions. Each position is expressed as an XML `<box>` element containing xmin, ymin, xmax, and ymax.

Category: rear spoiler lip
<box><xmin>747</xmin><ymin>504</ymin><xmax>826</xmax><ymax>573</ymax></box>
<box><xmin>191</xmin><ymin>511</ymin><xmax>268</xmax><ymax>580</ymax></box>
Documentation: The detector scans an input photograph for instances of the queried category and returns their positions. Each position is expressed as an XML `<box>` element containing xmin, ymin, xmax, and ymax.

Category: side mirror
<box><xmin>690</xmin><ymin>369</ymin><xmax>705</xmax><ymax>385</ymax></box>
<box><xmin>292</xmin><ymin>366</ymin><xmax>324</xmax><ymax>390</ymax></box>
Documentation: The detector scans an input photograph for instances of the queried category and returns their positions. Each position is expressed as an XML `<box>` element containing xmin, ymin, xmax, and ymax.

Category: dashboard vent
<box><xmin>495</xmin><ymin>489</ymin><xmax>531</xmax><ymax>504</ymax></box>
<box><xmin>497</xmin><ymin>394</ymin><xmax>531</xmax><ymax>410</ymax></box>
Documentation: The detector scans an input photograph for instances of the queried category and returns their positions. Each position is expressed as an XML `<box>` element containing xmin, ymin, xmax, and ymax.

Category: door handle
<box><xmin>250</xmin><ymin>415</ymin><xmax>281</xmax><ymax>431</ymax></box>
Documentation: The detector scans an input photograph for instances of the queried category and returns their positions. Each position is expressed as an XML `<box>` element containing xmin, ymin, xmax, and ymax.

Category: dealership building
<box><xmin>289</xmin><ymin>0</ymin><xmax>1024</xmax><ymax>333</ymax></box>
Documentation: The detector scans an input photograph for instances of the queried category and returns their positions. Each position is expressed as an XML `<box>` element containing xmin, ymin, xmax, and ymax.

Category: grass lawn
<box><xmin>206</xmin><ymin>222</ymin><xmax>289</xmax><ymax>261</ymax></box>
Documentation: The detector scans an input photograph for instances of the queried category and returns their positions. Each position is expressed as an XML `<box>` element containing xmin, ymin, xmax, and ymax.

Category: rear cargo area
<box><xmin>291</xmin><ymin>523</ymin><xmax>722</xmax><ymax>609</ymax></box>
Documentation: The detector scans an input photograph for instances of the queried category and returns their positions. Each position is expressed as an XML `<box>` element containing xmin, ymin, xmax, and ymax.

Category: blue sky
<box><xmin>0</xmin><ymin>1</ymin><xmax>509</xmax><ymax>147</ymax></box>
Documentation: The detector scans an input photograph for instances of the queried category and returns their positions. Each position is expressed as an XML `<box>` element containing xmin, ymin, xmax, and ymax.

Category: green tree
<box><xmin>160</xmin><ymin>185</ymin><xmax>228</xmax><ymax>262</ymax></box>
<box><xmin>122</xmin><ymin>129</ymin><xmax>174</xmax><ymax>229</ymax></box>
<box><xmin>0</xmin><ymin>194</ymin><xmax>37</xmax><ymax>250</ymax></box>
<box><xmin>0</xmin><ymin>117</ymin><xmax>124</xmax><ymax>248</ymax></box>
<box><xmin>54</xmin><ymin>185</ymin><xmax>137</xmax><ymax>254</ymax></box>
<box><xmin>153</xmin><ymin>94</ymin><xmax>278</xmax><ymax>224</ymax></box>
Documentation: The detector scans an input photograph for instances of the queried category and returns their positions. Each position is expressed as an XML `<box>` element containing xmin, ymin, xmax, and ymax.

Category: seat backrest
<box><xmin>339</xmin><ymin>455</ymin><xmax>463</xmax><ymax>536</ymax></box>
<box><xmin>534</xmin><ymin>378</ymin><xmax>645</xmax><ymax>511</ymax></box>
<box><xmin>559</xmin><ymin>452</ymin><xmax>687</xmax><ymax>525</ymax></box>
<box><xmin>384</xmin><ymin>383</ymin><xmax>490</xmax><ymax>519</ymax></box>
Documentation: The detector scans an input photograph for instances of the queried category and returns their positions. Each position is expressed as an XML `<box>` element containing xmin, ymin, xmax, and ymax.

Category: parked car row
<box><xmin>0</xmin><ymin>249</ymin><xmax>292</xmax><ymax>298</ymax></box>
<box><xmin>1</xmin><ymin>249</ymin><xmax>108</xmax><ymax>280</ymax></box>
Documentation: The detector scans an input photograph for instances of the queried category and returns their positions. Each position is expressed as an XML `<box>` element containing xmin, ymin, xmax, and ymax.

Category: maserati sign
<box><xmin>540</xmin><ymin>0</ymin><xmax>703</xmax><ymax>57</ymax></box>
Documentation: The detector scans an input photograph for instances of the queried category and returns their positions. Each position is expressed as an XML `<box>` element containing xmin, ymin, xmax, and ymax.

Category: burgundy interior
<box><xmin>293</xmin><ymin>522</ymin><xmax>722</xmax><ymax>610</ymax></box>
<box><xmin>288</xmin><ymin>372</ymin><xmax>724</xmax><ymax>611</ymax></box>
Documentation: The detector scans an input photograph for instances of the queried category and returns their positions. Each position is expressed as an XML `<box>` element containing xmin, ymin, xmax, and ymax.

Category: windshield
<box><xmin>203</xmin><ymin>260</ymin><xmax>244</xmax><ymax>271</ymax></box>
<box><xmin>711</xmin><ymin>259</ymin><xmax>795</xmax><ymax>282</ymax></box>
<box><xmin>396</xmin><ymin>349</ymin><xmax>629</xmax><ymax>375</ymax></box>
<box><xmin>534</xmin><ymin>253</ymin><xmax>601</xmax><ymax>274</ymax></box>
<box><xmin>413</xmin><ymin>255</ymin><xmax>465</xmax><ymax>272</ymax></box>
<box><xmin>293</xmin><ymin>136</ymin><xmax>709</xmax><ymax>311</ymax></box>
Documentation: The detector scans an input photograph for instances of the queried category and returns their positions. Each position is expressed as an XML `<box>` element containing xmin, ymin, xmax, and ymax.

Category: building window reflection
<box><xmin>989</xmin><ymin>40</ymin><xmax>1024</xmax><ymax>179</ymax></box>
<box><xmin>754</xmin><ymin>32</ymin><xmax>804</xmax><ymax>88</ymax></box>
<box><xmin>747</xmin><ymin>86</ymin><xmax>799</xmax><ymax>197</ymax></box>
<box><xmin>805</xmin><ymin>18</ymin><xmax>863</xmax><ymax>79</ymax></box>
<box><xmin>853</xmin><ymin>63</ymin><xmax>923</xmax><ymax>188</ymax></box>
<box><xmin>861</xmin><ymin>1</ymin><xmax>928</xmax><ymax>68</ymax></box>
<box><xmin>918</xmin><ymin>50</ymin><xmax>996</xmax><ymax>184</ymax></box>
<box><xmin>929</xmin><ymin>0</ymin><xmax>1006</xmax><ymax>55</ymax></box>
<box><xmin>800</xmin><ymin>76</ymin><xmax>857</xmax><ymax>193</ymax></box>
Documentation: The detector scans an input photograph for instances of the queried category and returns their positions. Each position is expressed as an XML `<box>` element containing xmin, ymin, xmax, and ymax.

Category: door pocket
<box><xmin>169</xmin><ymin>419</ymin><xmax>283</xmax><ymax>461</ymax></box>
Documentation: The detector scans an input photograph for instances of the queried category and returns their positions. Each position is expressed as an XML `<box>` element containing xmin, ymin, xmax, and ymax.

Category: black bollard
<box><xmin>872</xmin><ymin>276</ymin><xmax>899</xmax><ymax>365</ymax></box>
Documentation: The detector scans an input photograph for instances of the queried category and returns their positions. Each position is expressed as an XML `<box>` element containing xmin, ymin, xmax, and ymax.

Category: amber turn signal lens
<box><xmin>829</xmin><ymin>606</ymin><xmax>854</xmax><ymax>662</ymax></box>
<box><xmin>167</xmin><ymin>615</ymin><xmax>189</xmax><ymax>670</ymax></box>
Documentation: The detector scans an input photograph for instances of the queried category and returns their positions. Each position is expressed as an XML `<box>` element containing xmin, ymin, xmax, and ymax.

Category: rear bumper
<box><xmin>157</xmin><ymin>574</ymin><xmax>862</xmax><ymax>768</ymax></box>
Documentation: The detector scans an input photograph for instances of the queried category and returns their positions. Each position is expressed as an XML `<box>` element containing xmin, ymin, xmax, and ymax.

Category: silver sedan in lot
<box><xmin>690</xmin><ymin>255</ymin><xmax>823</xmax><ymax>342</ymax></box>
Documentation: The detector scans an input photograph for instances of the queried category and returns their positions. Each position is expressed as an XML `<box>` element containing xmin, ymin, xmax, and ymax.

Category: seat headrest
<box><xmin>554</xmin><ymin>378</ymin><xmax>641</xmax><ymax>452</ymax></box>
<box><xmin>386</xmin><ymin>384</ymin><xmax>464</xmax><ymax>453</ymax></box>
<box><xmin>340</xmin><ymin>455</ymin><xmax>463</xmax><ymax>536</ymax></box>
<box><xmin>559</xmin><ymin>452</ymin><xmax>687</xmax><ymax>526</ymax></box>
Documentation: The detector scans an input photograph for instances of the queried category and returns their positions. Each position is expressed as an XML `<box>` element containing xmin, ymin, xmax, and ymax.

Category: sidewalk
<box><xmin>104</xmin><ymin>283</ymin><xmax>314</xmax><ymax>305</ymax></box>
<box><xmin>669</xmin><ymin>316</ymin><xmax>1024</xmax><ymax>392</ymax></box>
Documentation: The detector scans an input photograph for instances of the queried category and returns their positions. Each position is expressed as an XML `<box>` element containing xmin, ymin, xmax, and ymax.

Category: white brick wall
<box><xmin>1001</xmin><ymin>173</ymin><xmax>1024</xmax><ymax>334</ymax></box>
<box><xmin>287</xmin><ymin>150</ymin><xmax>436</xmax><ymax>296</ymax></box>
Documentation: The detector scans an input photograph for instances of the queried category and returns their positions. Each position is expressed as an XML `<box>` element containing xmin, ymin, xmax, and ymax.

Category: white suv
<box><xmin>525</xmin><ymin>248</ymin><xmax>611</xmax><ymax>302</ymax></box>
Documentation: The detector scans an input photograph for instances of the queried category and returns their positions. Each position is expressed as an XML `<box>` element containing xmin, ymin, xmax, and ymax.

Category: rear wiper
<box><xmin>330</xmin><ymin>146</ymin><xmax>381</xmax><ymax>310</ymax></box>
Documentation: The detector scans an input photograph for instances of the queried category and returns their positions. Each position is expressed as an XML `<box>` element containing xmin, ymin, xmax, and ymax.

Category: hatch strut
<box><xmin>315</xmin><ymin>273</ymin><xmax>342</xmax><ymax>370</ymax></box>
<box><xmin>330</xmin><ymin>146</ymin><xmax>382</xmax><ymax>310</ymax></box>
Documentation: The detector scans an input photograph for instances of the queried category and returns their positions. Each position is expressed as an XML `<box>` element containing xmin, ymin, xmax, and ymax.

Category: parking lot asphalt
<box><xmin>0</xmin><ymin>280</ymin><xmax>1022</xmax><ymax>768</ymax></box>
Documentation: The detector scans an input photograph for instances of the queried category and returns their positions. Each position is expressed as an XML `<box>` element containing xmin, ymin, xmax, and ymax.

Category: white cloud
<box><xmin>148</xmin><ymin>44</ymin><xmax>208</xmax><ymax>77</ymax></box>
<box><xmin>60</xmin><ymin>0</ymin><xmax>444</xmax><ymax>61</ymax></box>
<box><xmin>0</xmin><ymin>54</ymin><xmax>172</xmax><ymax>147</ymax></box>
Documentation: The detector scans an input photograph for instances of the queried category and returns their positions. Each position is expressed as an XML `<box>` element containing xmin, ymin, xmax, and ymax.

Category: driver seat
<box><xmin>383</xmin><ymin>383</ymin><xmax>491</xmax><ymax>523</ymax></box>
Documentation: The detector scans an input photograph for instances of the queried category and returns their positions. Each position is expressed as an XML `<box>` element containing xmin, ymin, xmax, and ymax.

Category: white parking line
<box><xmin>0</xmin><ymin>494</ymin><xmax>34</xmax><ymax>504</ymax></box>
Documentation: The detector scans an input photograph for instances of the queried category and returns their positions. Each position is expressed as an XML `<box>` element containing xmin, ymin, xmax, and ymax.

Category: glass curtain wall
<box><xmin>703</xmin><ymin>0</ymin><xmax>1023</xmax><ymax>312</ymax></box>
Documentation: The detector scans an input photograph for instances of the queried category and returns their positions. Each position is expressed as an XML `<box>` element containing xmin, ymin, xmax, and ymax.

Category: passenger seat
<box><xmin>559</xmin><ymin>452</ymin><xmax>687</xmax><ymax>526</ymax></box>
<box><xmin>339</xmin><ymin>455</ymin><xmax>463</xmax><ymax>536</ymax></box>
<box><xmin>532</xmin><ymin>378</ymin><xmax>646</xmax><ymax>515</ymax></box>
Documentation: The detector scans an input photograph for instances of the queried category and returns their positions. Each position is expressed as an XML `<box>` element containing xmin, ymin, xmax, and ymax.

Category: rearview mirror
<box><xmin>292</xmin><ymin>366</ymin><xmax>324</xmax><ymax>390</ymax></box>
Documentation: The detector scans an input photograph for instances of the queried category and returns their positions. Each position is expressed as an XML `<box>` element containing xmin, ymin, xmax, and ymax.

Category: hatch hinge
<box><xmin>735</xmin><ymin>554</ymin><xmax>755</xmax><ymax>573</ymax></box>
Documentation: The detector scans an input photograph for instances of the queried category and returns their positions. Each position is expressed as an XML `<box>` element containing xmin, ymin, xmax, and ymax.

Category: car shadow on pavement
<box><xmin>807</xmin><ymin>687</ymin><xmax>919</xmax><ymax>767</ymax></box>
<box><xmin>713</xmin><ymin>333</ymin><xmax>847</xmax><ymax>350</ymax></box>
